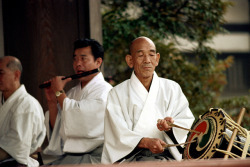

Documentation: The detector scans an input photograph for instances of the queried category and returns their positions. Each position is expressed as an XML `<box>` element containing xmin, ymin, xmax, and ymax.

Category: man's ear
<box><xmin>14</xmin><ymin>70</ymin><xmax>21</xmax><ymax>81</ymax></box>
<box><xmin>155</xmin><ymin>53</ymin><xmax>160</xmax><ymax>66</ymax></box>
<box><xmin>125</xmin><ymin>54</ymin><xmax>133</xmax><ymax>68</ymax></box>
<box><xmin>96</xmin><ymin>57</ymin><xmax>103</xmax><ymax>67</ymax></box>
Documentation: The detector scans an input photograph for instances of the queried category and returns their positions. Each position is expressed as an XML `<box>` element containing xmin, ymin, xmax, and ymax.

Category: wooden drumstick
<box><xmin>167</xmin><ymin>122</ymin><xmax>201</xmax><ymax>134</ymax></box>
<box><xmin>224</xmin><ymin>107</ymin><xmax>245</xmax><ymax>160</ymax></box>
<box><xmin>164</xmin><ymin>140</ymin><xmax>196</xmax><ymax>148</ymax></box>
<box><xmin>157</xmin><ymin>119</ymin><xmax>200</xmax><ymax>134</ymax></box>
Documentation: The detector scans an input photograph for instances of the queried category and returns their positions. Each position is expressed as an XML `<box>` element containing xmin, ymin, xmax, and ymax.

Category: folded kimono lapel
<box><xmin>130</xmin><ymin>71</ymin><xmax>148</xmax><ymax>102</ymax></box>
<box><xmin>132</xmin><ymin>72</ymin><xmax>163</xmax><ymax>139</ymax></box>
<box><xmin>71</xmin><ymin>73</ymin><xmax>104</xmax><ymax>100</ymax></box>
<box><xmin>0</xmin><ymin>85</ymin><xmax>24</xmax><ymax>132</ymax></box>
<box><xmin>73</xmin><ymin>83</ymin><xmax>83</xmax><ymax>100</ymax></box>
<box><xmin>0</xmin><ymin>96</ymin><xmax>9</xmax><ymax>132</ymax></box>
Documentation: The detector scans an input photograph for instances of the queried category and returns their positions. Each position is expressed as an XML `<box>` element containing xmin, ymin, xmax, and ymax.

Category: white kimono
<box><xmin>101</xmin><ymin>71</ymin><xmax>195</xmax><ymax>164</ymax></box>
<box><xmin>43</xmin><ymin>72</ymin><xmax>112</xmax><ymax>162</ymax></box>
<box><xmin>0</xmin><ymin>85</ymin><xmax>46</xmax><ymax>167</ymax></box>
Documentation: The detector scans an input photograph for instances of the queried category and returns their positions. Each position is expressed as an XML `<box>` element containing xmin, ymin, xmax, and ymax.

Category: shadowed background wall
<box><xmin>1</xmin><ymin>0</ymin><xmax>94</xmax><ymax>110</ymax></box>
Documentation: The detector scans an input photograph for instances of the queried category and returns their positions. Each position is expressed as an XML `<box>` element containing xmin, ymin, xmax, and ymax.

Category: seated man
<box><xmin>102</xmin><ymin>37</ymin><xmax>195</xmax><ymax>163</ymax></box>
<box><xmin>0</xmin><ymin>56</ymin><xmax>46</xmax><ymax>167</ymax></box>
<box><xmin>43</xmin><ymin>38</ymin><xmax>113</xmax><ymax>165</ymax></box>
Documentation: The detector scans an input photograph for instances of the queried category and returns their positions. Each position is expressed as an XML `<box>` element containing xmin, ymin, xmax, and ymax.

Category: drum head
<box><xmin>183</xmin><ymin>108</ymin><xmax>226</xmax><ymax>159</ymax></box>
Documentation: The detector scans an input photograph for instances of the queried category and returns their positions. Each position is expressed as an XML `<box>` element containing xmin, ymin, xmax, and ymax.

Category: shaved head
<box><xmin>0</xmin><ymin>56</ymin><xmax>22</xmax><ymax>99</ymax></box>
<box><xmin>0</xmin><ymin>56</ymin><xmax>22</xmax><ymax>74</ymax></box>
<box><xmin>125</xmin><ymin>36</ymin><xmax>160</xmax><ymax>90</ymax></box>
<box><xmin>0</xmin><ymin>56</ymin><xmax>22</xmax><ymax>83</ymax></box>
<box><xmin>129</xmin><ymin>36</ymin><xmax>156</xmax><ymax>54</ymax></box>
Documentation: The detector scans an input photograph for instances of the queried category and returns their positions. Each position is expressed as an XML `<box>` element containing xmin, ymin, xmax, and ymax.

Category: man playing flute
<box><xmin>101</xmin><ymin>37</ymin><xmax>195</xmax><ymax>163</ymax></box>
<box><xmin>43</xmin><ymin>38</ymin><xmax>112</xmax><ymax>165</ymax></box>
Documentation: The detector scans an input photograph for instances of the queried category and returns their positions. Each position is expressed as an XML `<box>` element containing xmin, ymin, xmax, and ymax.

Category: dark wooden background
<box><xmin>2</xmin><ymin>0</ymin><xmax>90</xmax><ymax>110</ymax></box>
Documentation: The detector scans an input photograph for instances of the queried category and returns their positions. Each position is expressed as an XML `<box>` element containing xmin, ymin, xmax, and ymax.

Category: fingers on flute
<box><xmin>43</xmin><ymin>80</ymin><xmax>51</xmax><ymax>84</ymax></box>
<box><xmin>65</xmin><ymin>77</ymin><xmax>72</xmax><ymax>82</ymax></box>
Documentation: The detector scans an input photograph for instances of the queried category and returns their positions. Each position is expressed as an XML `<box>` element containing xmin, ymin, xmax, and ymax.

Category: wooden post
<box><xmin>224</xmin><ymin>107</ymin><xmax>246</xmax><ymax>159</ymax></box>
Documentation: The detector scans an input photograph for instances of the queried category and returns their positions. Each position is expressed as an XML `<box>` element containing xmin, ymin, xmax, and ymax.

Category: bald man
<box><xmin>101</xmin><ymin>37</ymin><xmax>194</xmax><ymax>163</ymax></box>
<box><xmin>0</xmin><ymin>56</ymin><xmax>46</xmax><ymax>167</ymax></box>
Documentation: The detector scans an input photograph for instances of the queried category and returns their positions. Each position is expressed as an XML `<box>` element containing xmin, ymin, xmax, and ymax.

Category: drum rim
<box><xmin>183</xmin><ymin>108</ymin><xmax>226</xmax><ymax>159</ymax></box>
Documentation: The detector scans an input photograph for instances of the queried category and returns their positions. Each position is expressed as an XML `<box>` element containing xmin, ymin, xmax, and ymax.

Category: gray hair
<box><xmin>0</xmin><ymin>56</ymin><xmax>23</xmax><ymax>73</ymax></box>
<box><xmin>0</xmin><ymin>56</ymin><xmax>23</xmax><ymax>82</ymax></box>
<box><xmin>7</xmin><ymin>58</ymin><xmax>23</xmax><ymax>73</ymax></box>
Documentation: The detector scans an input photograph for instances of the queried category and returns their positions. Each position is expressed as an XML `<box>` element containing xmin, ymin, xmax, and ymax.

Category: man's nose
<box><xmin>75</xmin><ymin>59</ymin><xmax>82</xmax><ymax>66</ymax></box>
<box><xmin>143</xmin><ymin>55</ymin><xmax>151</xmax><ymax>63</ymax></box>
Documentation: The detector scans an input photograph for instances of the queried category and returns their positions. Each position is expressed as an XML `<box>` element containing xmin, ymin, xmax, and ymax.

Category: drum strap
<box><xmin>165</xmin><ymin>130</ymin><xmax>184</xmax><ymax>154</ymax></box>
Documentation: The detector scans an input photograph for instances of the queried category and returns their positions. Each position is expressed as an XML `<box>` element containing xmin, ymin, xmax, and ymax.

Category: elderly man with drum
<box><xmin>101</xmin><ymin>37</ymin><xmax>195</xmax><ymax>163</ymax></box>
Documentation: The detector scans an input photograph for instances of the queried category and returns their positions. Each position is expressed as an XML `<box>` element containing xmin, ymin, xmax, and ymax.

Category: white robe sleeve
<box><xmin>102</xmin><ymin>89</ymin><xmax>143</xmax><ymax>164</ymax></box>
<box><xmin>62</xmin><ymin>98</ymin><xmax>105</xmax><ymax>138</ymax></box>
<box><xmin>162</xmin><ymin>82</ymin><xmax>194</xmax><ymax>160</ymax></box>
<box><xmin>44</xmin><ymin>97</ymin><xmax>106</xmax><ymax>154</ymax></box>
<box><xmin>61</xmin><ymin>90</ymin><xmax>108</xmax><ymax>152</ymax></box>
<box><xmin>43</xmin><ymin>110</ymin><xmax>64</xmax><ymax>155</ymax></box>
<box><xmin>0</xmin><ymin>110</ymin><xmax>38</xmax><ymax>166</ymax></box>
<box><xmin>168</xmin><ymin>83</ymin><xmax>195</xmax><ymax>145</ymax></box>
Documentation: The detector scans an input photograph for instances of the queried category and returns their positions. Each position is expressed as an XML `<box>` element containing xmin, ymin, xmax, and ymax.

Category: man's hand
<box><xmin>44</xmin><ymin>82</ymin><xmax>57</xmax><ymax>103</ymax></box>
<box><xmin>50</xmin><ymin>76</ymin><xmax>72</xmax><ymax>93</ymax></box>
<box><xmin>157</xmin><ymin>117</ymin><xmax>174</xmax><ymax>131</ymax></box>
<box><xmin>43</xmin><ymin>76</ymin><xmax>71</xmax><ymax>129</ymax></box>
<box><xmin>137</xmin><ymin>138</ymin><xmax>167</xmax><ymax>154</ymax></box>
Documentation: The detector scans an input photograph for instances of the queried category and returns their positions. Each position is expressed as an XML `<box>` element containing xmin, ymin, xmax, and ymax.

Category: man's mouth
<box><xmin>143</xmin><ymin>66</ymin><xmax>152</xmax><ymax>69</ymax></box>
<box><xmin>77</xmin><ymin>70</ymin><xmax>85</xmax><ymax>74</ymax></box>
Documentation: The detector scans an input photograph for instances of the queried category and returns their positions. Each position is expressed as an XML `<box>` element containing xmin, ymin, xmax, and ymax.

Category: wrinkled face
<box><xmin>0</xmin><ymin>59</ymin><xmax>15</xmax><ymax>92</ymax></box>
<box><xmin>128</xmin><ymin>38</ymin><xmax>160</xmax><ymax>81</ymax></box>
<box><xmin>73</xmin><ymin>46</ymin><xmax>101</xmax><ymax>79</ymax></box>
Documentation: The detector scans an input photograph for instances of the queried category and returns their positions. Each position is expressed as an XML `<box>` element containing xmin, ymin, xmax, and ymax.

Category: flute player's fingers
<box><xmin>50</xmin><ymin>76</ymin><xmax>72</xmax><ymax>92</ymax></box>
<box><xmin>43</xmin><ymin>82</ymin><xmax>57</xmax><ymax>103</ymax></box>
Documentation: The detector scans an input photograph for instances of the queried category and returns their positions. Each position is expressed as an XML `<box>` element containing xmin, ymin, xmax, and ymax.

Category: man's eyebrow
<box><xmin>136</xmin><ymin>49</ymin><xmax>156</xmax><ymax>53</ymax></box>
<box><xmin>73</xmin><ymin>54</ymin><xmax>87</xmax><ymax>58</ymax></box>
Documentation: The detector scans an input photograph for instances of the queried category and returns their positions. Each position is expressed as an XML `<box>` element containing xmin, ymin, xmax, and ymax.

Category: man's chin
<box><xmin>141</xmin><ymin>72</ymin><xmax>154</xmax><ymax>79</ymax></box>
<box><xmin>143</xmin><ymin>71</ymin><xmax>154</xmax><ymax>76</ymax></box>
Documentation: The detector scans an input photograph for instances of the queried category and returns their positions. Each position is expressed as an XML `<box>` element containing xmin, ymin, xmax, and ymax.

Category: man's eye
<box><xmin>81</xmin><ymin>57</ymin><xmax>87</xmax><ymax>61</ymax></box>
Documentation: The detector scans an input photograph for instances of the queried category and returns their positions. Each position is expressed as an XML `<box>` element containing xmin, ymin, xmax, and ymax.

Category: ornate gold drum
<box><xmin>183</xmin><ymin>108</ymin><xmax>250</xmax><ymax>159</ymax></box>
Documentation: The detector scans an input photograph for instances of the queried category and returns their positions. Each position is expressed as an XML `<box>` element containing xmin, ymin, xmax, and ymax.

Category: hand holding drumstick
<box><xmin>157</xmin><ymin>117</ymin><xmax>174</xmax><ymax>131</ymax></box>
<box><xmin>157</xmin><ymin>118</ymin><xmax>200</xmax><ymax>134</ymax></box>
<box><xmin>157</xmin><ymin>117</ymin><xmax>198</xmax><ymax>148</ymax></box>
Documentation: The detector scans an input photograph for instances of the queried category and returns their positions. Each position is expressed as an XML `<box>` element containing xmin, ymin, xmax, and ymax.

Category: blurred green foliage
<box><xmin>101</xmin><ymin>0</ymin><xmax>249</xmax><ymax>129</ymax></box>
<box><xmin>218</xmin><ymin>95</ymin><xmax>250</xmax><ymax>129</ymax></box>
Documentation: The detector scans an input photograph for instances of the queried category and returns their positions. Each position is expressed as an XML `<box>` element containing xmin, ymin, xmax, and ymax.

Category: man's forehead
<box><xmin>74</xmin><ymin>46</ymin><xmax>92</xmax><ymax>53</ymax></box>
<box><xmin>0</xmin><ymin>59</ymin><xmax>7</xmax><ymax>67</ymax></box>
<box><xmin>136</xmin><ymin>49</ymin><xmax>156</xmax><ymax>53</ymax></box>
<box><xmin>0</xmin><ymin>65</ymin><xmax>7</xmax><ymax>71</ymax></box>
<box><xmin>130</xmin><ymin>37</ymin><xmax>156</xmax><ymax>53</ymax></box>
<box><xmin>0</xmin><ymin>57</ymin><xmax>13</xmax><ymax>66</ymax></box>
